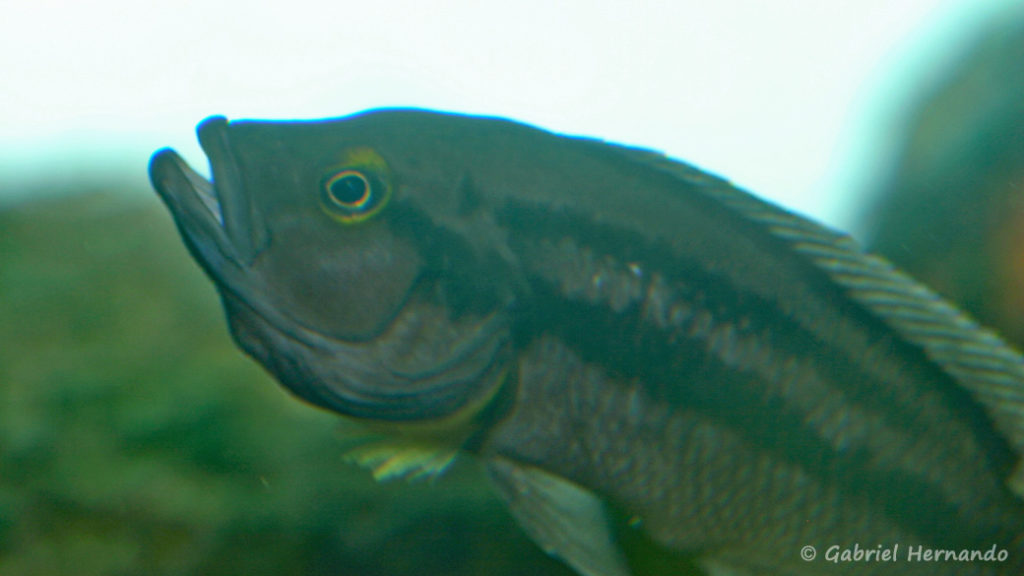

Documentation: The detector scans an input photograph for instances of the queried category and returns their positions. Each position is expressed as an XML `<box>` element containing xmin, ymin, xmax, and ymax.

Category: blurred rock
<box><xmin>861</xmin><ymin>6</ymin><xmax>1024</xmax><ymax>345</ymax></box>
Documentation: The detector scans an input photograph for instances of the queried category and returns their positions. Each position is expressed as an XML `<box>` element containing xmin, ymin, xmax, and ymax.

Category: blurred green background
<box><xmin>3</xmin><ymin>6</ymin><xmax>1024</xmax><ymax>576</ymax></box>
<box><xmin>0</xmin><ymin>195</ymin><xmax>572</xmax><ymax>576</ymax></box>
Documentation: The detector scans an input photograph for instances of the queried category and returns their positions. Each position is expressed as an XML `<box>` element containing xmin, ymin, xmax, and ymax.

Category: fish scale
<box><xmin>150</xmin><ymin>109</ymin><xmax>1024</xmax><ymax>575</ymax></box>
<box><xmin>503</xmin><ymin>224</ymin><xmax>1022</xmax><ymax>550</ymax></box>
<box><xmin>489</xmin><ymin>337</ymin><xmax>971</xmax><ymax>575</ymax></box>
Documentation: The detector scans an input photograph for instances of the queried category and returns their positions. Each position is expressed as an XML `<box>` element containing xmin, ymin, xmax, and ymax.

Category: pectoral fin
<box><xmin>486</xmin><ymin>457</ymin><xmax>631</xmax><ymax>576</ymax></box>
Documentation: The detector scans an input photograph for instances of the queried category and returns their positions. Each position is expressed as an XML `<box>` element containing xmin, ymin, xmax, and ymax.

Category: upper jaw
<box><xmin>149</xmin><ymin>117</ymin><xmax>271</xmax><ymax>284</ymax></box>
<box><xmin>149</xmin><ymin>115</ymin><xmax>267</xmax><ymax>268</ymax></box>
<box><xmin>195</xmin><ymin>116</ymin><xmax>267</xmax><ymax>265</ymax></box>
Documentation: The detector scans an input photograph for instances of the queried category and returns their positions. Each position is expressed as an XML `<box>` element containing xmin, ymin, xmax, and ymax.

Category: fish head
<box><xmin>149</xmin><ymin>111</ymin><xmax>513</xmax><ymax>426</ymax></box>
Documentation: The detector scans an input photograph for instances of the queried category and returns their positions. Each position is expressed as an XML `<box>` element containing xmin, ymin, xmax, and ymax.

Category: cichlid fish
<box><xmin>150</xmin><ymin>110</ymin><xmax>1024</xmax><ymax>576</ymax></box>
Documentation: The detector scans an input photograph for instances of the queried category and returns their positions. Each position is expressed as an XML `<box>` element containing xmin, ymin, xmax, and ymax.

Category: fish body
<box><xmin>150</xmin><ymin>110</ymin><xmax>1024</xmax><ymax>575</ymax></box>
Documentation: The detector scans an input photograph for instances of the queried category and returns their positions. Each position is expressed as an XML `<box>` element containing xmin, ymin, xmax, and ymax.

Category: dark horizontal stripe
<box><xmin>495</xmin><ymin>196</ymin><xmax>1010</xmax><ymax>472</ymax></box>
<box><xmin>494</xmin><ymin>198</ymin><xmax>1023</xmax><ymax>548</ymax></box>
<box><xmin>524</xmin><ymin>276</ymin><xmax>995</xmax><ymax>549</ymax></box>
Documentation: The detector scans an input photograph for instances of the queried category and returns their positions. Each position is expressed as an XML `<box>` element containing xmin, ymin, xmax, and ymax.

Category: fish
<box><xmin>149</xmin><ymin>109</ymin><xmax>1024</xmax><ymax>576</ymax></box>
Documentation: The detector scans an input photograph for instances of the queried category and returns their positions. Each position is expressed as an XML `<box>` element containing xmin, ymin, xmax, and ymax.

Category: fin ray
<box><xmin>487</xmin><ymin>457</ymin><xmax>632</xmax><ymax>576</ymax></box>
<box><xmin>637</xmin><ymin>151</ymin><xmax>1024</xmax><ymax>469</ymax></box>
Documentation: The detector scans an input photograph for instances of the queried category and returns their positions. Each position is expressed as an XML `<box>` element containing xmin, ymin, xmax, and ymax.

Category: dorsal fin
<box><xmin>630</xmin><ymin>148</ymin><xmax>1024</xmax><ymax>478</ymax></box>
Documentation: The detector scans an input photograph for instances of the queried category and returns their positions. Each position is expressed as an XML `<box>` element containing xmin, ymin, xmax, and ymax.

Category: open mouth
<box><xmin>150</xmin><ymin>147</ymin><xmax>223</xmax><ymax>224</ymax></box>
<box><xmin>184</xmin><ymin>159</ymin><xmax>223</xmax><ymax>224</ymax></box>
<box><xmin>150</xmin><ymin>147</ymin><xmax>235</xmax><ymax>277</ymax></box>
<box><xmin>149</xmin><ymin>117</ymin><xmax>356</xmax><ymax>348</ymax></box>
<box><xmin>149</xmin><ymin>116</ymin><xmax>270</xmax><ymax>281</ymax></box>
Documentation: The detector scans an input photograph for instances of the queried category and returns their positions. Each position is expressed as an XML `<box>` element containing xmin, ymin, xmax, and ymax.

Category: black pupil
<box><xmin>331</xmin><ymin>174</ymin><xmax>368</xmax><ymax>205</ymax></box>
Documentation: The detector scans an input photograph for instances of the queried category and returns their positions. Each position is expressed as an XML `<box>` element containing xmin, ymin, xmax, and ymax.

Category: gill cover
<box><xmin>258</xmin><ymin>150</ymin><xmax>413</xmax><ymax>341</ymax></box>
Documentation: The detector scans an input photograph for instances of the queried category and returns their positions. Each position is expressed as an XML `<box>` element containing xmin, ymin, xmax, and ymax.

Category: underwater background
<box><xmin>0</xmin><ymin>194</ymin><xmax>573</xmax><ymax>575</ymax></box>
<box><xmin>3</xmin><ymin>4</ymin><xmax>1024</xmax><ymax>576</ymax></box>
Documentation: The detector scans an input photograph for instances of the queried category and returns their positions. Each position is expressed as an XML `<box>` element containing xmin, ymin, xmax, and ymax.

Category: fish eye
<box><xmin>319</xmin><ymin>148</ymin><xmax>392</xmax><ymax>224</ymax></box>
<box><xmin>325</xmin><ymin>171</ymin><xmax>371</xmax><ymax>209</ymax></box>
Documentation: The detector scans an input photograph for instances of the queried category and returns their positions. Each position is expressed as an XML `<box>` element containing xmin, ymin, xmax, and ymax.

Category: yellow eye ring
<box><xmin>324</xmin><ymin>170</ymin><xmax>372</xmax><ymax>210</ymax></box>
<box><xmin>319</xmin><ymin>148</ymin><xmax>392</xmax><ymax>224</ymax></box>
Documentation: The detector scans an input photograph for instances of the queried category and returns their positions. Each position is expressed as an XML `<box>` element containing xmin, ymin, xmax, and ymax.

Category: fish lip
<box><xmin>149</xmin><ymin>145</ymin><xmax>243</xmax><ymax>287</ymax></box>
<box><xmin>196</xmin><ymin>116</ymin><xmax>266</xmax><ymax>265</ymax></box>
<box><xmin>149</xmin><ymin>116</ymin><xmax>270</xmax><ymax>288</ymax></box>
